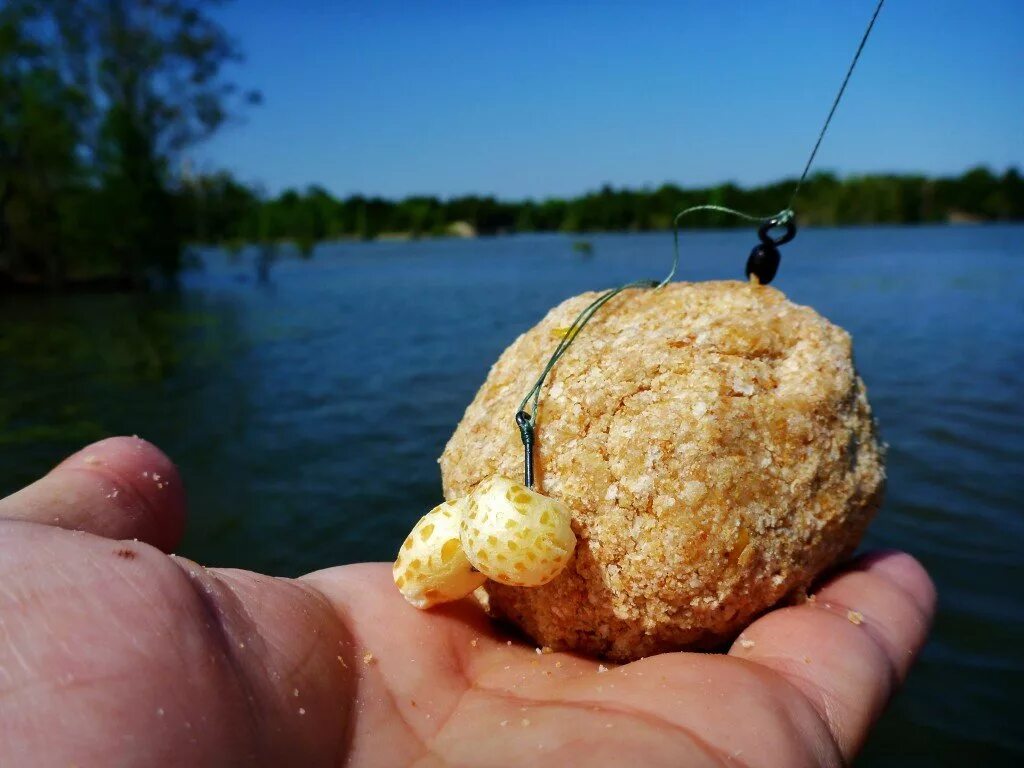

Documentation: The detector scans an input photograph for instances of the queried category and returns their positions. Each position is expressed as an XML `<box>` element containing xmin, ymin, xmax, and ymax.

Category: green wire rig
<box><xmin>514</xmin><ymin>204</ymin><xmax>791</xmax><ymax>488</ymax></box>
<box><xmin>515</xmin><ymin>0</ymin><xmax>885</xmax><ymax>488</ymax></box>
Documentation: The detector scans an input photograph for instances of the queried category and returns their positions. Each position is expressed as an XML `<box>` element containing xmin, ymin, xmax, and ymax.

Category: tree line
<box><xmin>181</xmin><ymin>166</ymin><xmax>1024</xmax><ymax>255</ymax></box>
<box><xmin>2</xmin><ymin>2</ymin><xmax>1022</xmax><ymax>291</ymax></box>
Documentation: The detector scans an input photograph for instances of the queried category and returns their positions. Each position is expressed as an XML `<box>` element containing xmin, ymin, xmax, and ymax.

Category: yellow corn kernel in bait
<box><xmin>460</xmin><ymin>476</ymin><xmax>576</xmax><ymax>587</ymax></box>
<box><xmin>393</xmin><ymin>499</ymin><xmax>486</xmax><ymax>609</ymax></box>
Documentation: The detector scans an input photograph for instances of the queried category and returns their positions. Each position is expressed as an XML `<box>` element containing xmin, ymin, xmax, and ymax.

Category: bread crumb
<box><xmin>337</xmin><ymin>655</ymin><xmax>348</xmax><ymax>669</ymax></box>
<box><xmin>540</xmin><ymin>646</ymin><xmax>553</xmax><ymax>654</ymax></box>
<box><xmin>847</xmin><ymin>610</ymin><xmax>864</xmax><ymax>625</ymax></box>
<box><xmin>555</xmin><ymin>661</ymin><xmax>563</xmax><ymax>668</ymax></box>
<box><xmin>500</xmin><ymin>720</ymin><xmax>509</xmax><ymax>727</ymax></box>
<box><xmin>597</xmin><ymin>665</ymin><xmax>608</xmax><ymax>673</ymax></box>
<box><xmin>806</xmin><ymin>593</ymin><xmax>817</xmax><ymax>603</ymax></box>
<box><xmin>298</xmin><ymin>708</ymin><xmax>306</xmax><ymax>715</ymax></box>
<box><xmin>363</xmin><ymin>651</ymin><xmax>375</xmax><ymax>665</ymax></box>
<box><xmin>293</xmin><ymin>688</ymin><xmax>299</xmax><ymax>697</ymax></box>
<box><xmin>83</xmin><ymin>455</ymin><xmax>100</xmax><ymax>465</ymax></box>
<box><xmin>739</xmin><ymin>638</ymin><xmax>755</xmax><ymax>649</ymax></box>
<box><xmin>521</xmin><ymin>718</ymin><xmax>531</xmax><ymax>727</ymax></box>
<box><xmin>470</xmin><ymin>638</ymin><xmax>478</xmax><ymax>647</ymax></box>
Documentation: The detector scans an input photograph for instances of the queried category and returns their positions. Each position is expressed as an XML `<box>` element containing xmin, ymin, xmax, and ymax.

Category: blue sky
<box><xmin>196</xmin><ymin>0</ymin><xmax>1023</xmax><ymax>199</ymax></box>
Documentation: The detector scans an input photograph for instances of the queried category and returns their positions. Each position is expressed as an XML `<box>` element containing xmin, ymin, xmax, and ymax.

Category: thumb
<box><xmin>0</xmin><ymin>436</ymin><xmax>186</xmax><ymax>551</ymax></box>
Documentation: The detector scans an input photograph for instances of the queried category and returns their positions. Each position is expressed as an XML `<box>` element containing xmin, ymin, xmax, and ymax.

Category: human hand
<box><xmin>0</xmin><ymin>437</ymin><xmax>934</xmax><ymax>767</ymax></box>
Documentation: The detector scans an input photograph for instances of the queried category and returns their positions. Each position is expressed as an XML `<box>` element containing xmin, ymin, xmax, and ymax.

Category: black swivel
<box><xmin>746</xmin><ymin>215</ymin><xmax>797</xmax><ymax>285</ymax></box>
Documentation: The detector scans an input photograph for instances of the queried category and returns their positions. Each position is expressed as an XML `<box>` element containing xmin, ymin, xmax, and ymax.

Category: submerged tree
<box><xmin>0</xmin><ymin>2</ymin><xmax>87</xmax><ymax>286</ymax></box>
<box><xmin>0</xmin><ymin>0</ymin><xmax>257</xmax><ymax>289</ymax></box>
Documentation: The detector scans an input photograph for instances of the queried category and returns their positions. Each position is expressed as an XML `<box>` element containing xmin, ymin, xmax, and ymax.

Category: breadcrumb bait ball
<box><xmin>393</xmin><ymin>499</ymin><xmax>486</xmax><ymax>608</ymax></box>
<box><xmin>440</xmin><ymin>281</ymin><xmax>884</xmax><ymax>661</ymax></box>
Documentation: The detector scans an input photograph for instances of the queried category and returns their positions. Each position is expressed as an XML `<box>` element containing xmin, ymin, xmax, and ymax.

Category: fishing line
<box><xmin>789</xmin><ymin>0</ymin><xmax>886</xmax><ymax>209</ymax></box>
<box><xmin>516</xmin><ymin>0</ymin><xmax>885</xmax><ymax>486</ymax></box>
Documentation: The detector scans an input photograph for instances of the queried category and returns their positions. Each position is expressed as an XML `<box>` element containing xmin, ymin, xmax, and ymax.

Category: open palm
<box><xmin>0</xmin><ymin>438</ymin><xmax>933</xmax><ymax>767</ymax></box>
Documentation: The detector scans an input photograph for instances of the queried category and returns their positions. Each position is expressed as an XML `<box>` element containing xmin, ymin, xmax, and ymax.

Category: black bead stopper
<box><xmin>745</xmin><ymin>242</ymin><xmax>781</xmax><ymax>285</ymax></box>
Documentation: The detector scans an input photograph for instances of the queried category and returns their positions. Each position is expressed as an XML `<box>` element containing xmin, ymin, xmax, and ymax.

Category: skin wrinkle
<box><xmin>539</xmin><ymin>737</ymin><xmax>661</xmax><ymax>768</ymax></box>
<box><xmin>409</xmin><ymin>753</ymin><xmax>450</xmax><ymax>768</ymax></box>
<box><xmin>1</xmin><ymin>529</ymin><xmax>144</xmax><ymax>683</ymax></box>
<box><xmin>356</xmin><ymin>664</ymin><xmax>430</xmax><ymax>765</ymax></box>
<box><xmin>807</xmin><ymin>595</ymin><xmax>912</xmax><ymax>674</ymax></box>
<box><xmin>251</xmin><ymin>582</ymin><xmax>355</xmax><ymax>767</ymax></box>
<box><xmin>262</xmin><ymin>579</ymin><xmax>357</xmax><ymax>728</ymax></box>
<box><xmin>168</xmin><ymin>560</ymin><xmax>266</xmax><ymax>754</ymax></box>
<box><xmin>257</xmin><ymin>584</ymin><xmax>326</xmax><ymax>676</ymax></box>
<box><xmin>0</xmin><ymin>626</ymin><xmax>32</xmax><ymax>681</ymax></box>
<box><xmin>105</xmin><ymin>557</ymin><xmax>177</xmax><ymax>659</ymax></box>
<box><xmin>438</xmin><ymin>686</ymin><xmax>742</xmax><ymax>768</ymax></box>
<box><xmin>293</xmin><ymin>582</ymin><xmax>367</xmax><ymax>768</ymax></box>
<box><xmin>51</xmin><ymin>539</ymin><xmax>200</xmax><ymax>676</ymax></box>
<box><xmin>392</xmin><ymin>632</ymin><xmax>472</xmax><ymax>749</ymax></box>
<box><xmin>812</xmin><ymin>607</ymin><xmax>904</xmax><ymax>731</ymax></box>
<box><xmin>295</xmin><ymin>597</ymin><xmax>361</xmax><ymax>768</ymax></box>
<box><xmin>743</xmin><ymin>608</ymin><xmax>899</xmax><ymax>760</ymax></box>
<box><xmin>717</xmin><ymin>657</ymin><xmax>844</xmax><ymax>768</ymax></box>
<box><xmin>0</xmin><ymin>663</ymin><xmax>143</xmax><ymax>703</ymax></box>
<box><xmin>427</xmin><ymin>636</ymin><xmax>819</xmax><ymax>768</ymax></box>
<box><xmin>741</xmin><ymin>654</ymin><xmax>847</xmax><ymax>762</ymax></box>
<box><xmin>317</xmin><ymin>599</ymin><xmax>427</xmax><ymax>767</ymax></box>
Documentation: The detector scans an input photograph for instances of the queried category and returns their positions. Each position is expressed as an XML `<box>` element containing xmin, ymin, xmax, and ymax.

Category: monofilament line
<box><xmin>788</xmin><ymin>0</ymin><xmax>886</xmax><ymax>208</ymax></box>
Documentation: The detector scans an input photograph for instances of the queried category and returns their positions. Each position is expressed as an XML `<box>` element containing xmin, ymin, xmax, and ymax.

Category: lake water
<box><xmin>1</xmin><ymin>225</ymin><xmax>1021</xmax><ymax>765</ymax></box>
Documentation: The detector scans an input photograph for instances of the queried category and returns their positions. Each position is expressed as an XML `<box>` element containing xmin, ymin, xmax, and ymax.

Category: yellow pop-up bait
<box><xmin>460</xmin><ymin>476</ymin><xmax>575</xmax><ymax>587</ymax></box>
<box><xmin>392</xmin><ymin>499</ymin><xmax>486</xmax><ymax>608</ymax></box>
<box><xmin>393</xmin><ymin>476</ymin><xmax>576</xmax><ymax>608</ymax></box>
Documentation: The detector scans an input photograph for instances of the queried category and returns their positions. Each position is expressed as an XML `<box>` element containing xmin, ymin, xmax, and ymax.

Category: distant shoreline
<box><xmin>4</xmin><ymin>220</ymin><xmax>1020</xmax><ymax>296</ymax></box>
<box><xmin>181</xmin><ymin>166</ymin><xmax>1023</xmax><ymax>248</ymax></box>
<box><xmin>195</xmin><ymin>217</ymin><xmax>1022</xmax><ymax>250</ymax></box>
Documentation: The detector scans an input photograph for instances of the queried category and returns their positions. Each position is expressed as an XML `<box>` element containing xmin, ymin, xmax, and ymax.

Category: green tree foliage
<box><xmin>2</xmin><ymin>4</ymin><xmax>1020</xmax><ymax>289</ymax></box>
<box><xmin>178</xmin><ymin>166</ymin><xmax>1024</xmax><ymax>250</ymax></box>
<box><xmin>0</xmin><ymin>0</ymin><xmax>255</xmax><ymax>289</ymax></box>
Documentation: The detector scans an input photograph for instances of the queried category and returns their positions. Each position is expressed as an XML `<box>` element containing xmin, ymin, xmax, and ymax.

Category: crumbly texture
<box><xmin>440</xmin><ymin>280</ymin><xmax>884</xmax><ymax>661</ymax></box>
